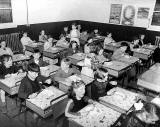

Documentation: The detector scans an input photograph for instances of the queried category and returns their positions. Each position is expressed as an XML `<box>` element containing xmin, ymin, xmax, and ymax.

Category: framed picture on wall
<box><xmin>151</xmin><ymin>12</ymin><xmax>160</xmax><ymax>26</ymax></box>
<box><xmin>137</xmin><ymin>8</ymin><xmax>149</xmax><ymax>19</ymax></box>
<box><xmin>121</xmin><ymin>5</ymin><xmax>135</xmax><ymax>26</ymax></box>
<box><xmin>109</xmin><ymin>4</ymin><xmax>122</xmax><ymax>24</ymax></box>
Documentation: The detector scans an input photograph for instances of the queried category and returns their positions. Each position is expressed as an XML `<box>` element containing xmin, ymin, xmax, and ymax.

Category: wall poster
<box><xmin>151</xmin><ymin>12</ymin><xmax>160</xmax><ymax>26</ymax></box>
<box><xmin>109</xmin><ymin>4</ymin><xmax>122</xmax><ymax>24</ymax></box>
<box><xmin>121</xmin><ymin>5</ymin><xmax>135</xmax><ymax>26</ymax></box>
<box><xmin>137</xmin><ymin>8</ymin><xmax>149</xmax><ymax>19</ymax></box>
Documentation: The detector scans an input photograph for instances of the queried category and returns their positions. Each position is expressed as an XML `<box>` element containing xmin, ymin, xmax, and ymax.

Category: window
<box><xmin>151</xmin><ymin>0</ymin><xmax>160</xmax><ymax>26</ymax></box>
<box><xmin>0</xmin><ymin>0</ymin><xmax>12</xmax><ymax>23</ymax></box>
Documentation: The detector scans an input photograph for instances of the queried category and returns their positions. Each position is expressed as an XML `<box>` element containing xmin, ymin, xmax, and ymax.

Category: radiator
<box><xmin>0</xmin><ymin>33</ymin><xmax>23</xmax><ymax>53</ymax></box>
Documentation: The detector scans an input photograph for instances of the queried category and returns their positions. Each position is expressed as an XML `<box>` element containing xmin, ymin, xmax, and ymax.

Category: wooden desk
<box><xmin>69</xmin><ymin>102</ymin><xmax>121</xmax><ymax>127</ymax></box>
<box><xmin>0</xmin><ymin>73</ymin><xmax>26</xmax><ymax>95</ymax></box>
<box><xmin>104</xmin><ymin>43</ymin><xmax>121</xmax><ymax>51</ymax></box>
<box><xmin>137</xmin><ymin>70</ymin><xmax>160</xmax><ymax>93</ymax></box>
<box><xmin>142</xmin><ymin>44</ymin><xmax>157</xmax><ymax>51</ymax></box>
<box><xmin>12</xmin><ymin>54</ymin><xmax>30</xmax><ymax>63</ymax></box>
<box><xmin>68</xmin><ymin>53</ymin><xmax>86</xmax><ymax>65</ymax></box>
<box><xmin>102</xmin><ymin>61</ymin><xmax>130</xmax><ymax>77</ymax></box>
<box><xmin>132</xmin><ymin>48</ymin><xmax>153</xmax><ymax>60</ymax></box>
<box><xmin>40</xmin><ymin>65</ymin><xmax>60</xmax><ymax>77</ymax></box>
<box><xmin>56</xmin><ymin>75</ymin><xmax>94</xmax><ymax>93</ymax></box>
<box><xmin>99</xmin><ymin>87</ymin><xmax>143</xmax><ymax>113</ymax></box>
<box><xmin>25</xmin><ymin>42</ymin><xmax>44</xmax><ymax>56</ymax></box>
<box><xmin>149</xmin><ymin>63</ymin><xmax>160</xmax><ymax>73</ymax></box>
<box><xmin>26</xmin><ymin>86</ymin><xmax>68</xmax><ymax>118</ymax></box>
<box><xmin>116</xmin><ymin>55</ymin><xmax>139</xmax><ymax>65</ymax></box>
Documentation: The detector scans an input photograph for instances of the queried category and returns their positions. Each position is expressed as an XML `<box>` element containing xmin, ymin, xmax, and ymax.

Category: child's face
<box><xmin>94</xmin><ymin>29</ymin><xmax>98</xmax><ymax>33</ymax></box>
<box><xmin>1</xmin><ymin>41</ymin><xmax>6</xmax><ymax>48</ymax></box>
<box><xmin>107</xmin><ymin>33</ymin><xmax>112</xmax><ymax>38</ymax></box>
<box><xmin>145</xmin><ymin>112</ymin><xmax>159</xmax><ymax>124</ymax></box>
<box><xmin>33</xmin><ymin>52</ymin><xmax>40</xmax><ymax>59</ymax></box>
<box><xmin>28</xmin><ymin>71</ymin><xmax>38</xmax><ymax>80</ymax></box>
<box><xmin>4</xmin><ymin>57</ymin><xmax>13</xmax><ymax>68</ymax></box>
<box><xmin>72</xmin><ymin>25</ymin><xmax>76</xmax><ymax>29</ymax></box>
<box><xmin>48</xmin><ymin>38</ymin><xmax>53</xmax><ymax>43</ymax></box>
<box><xmin>72</xmin><ymin>43</ymin><xmax>77</xmax><ymax>49</ymax></box>
<box><xmin>64</xmin><ymin>27</ymin><xmax>68</xmax><ymax>31</ymax></box>
<box><xmin>41</xmin><ymin>30</ymin><xmax>45</xmax><ymax>35</ymax></box>
<box><xmin>74</xmin><ymin>85</ymin><xmax>85</xmax><ymax>99</ymax></box>
<box><xmin>23</xmin><ymin>33</ymin><xmax>27</xmax><ymax>37</ymax></box>
<box><xmin>88</xmin><ymin>39</ymin><xmax>93</xmax><ymax>43</ymax></box>
<box><xmin>134</xmin><ymin>39</ymin><xmax>139</xmax><ymax>45</ymax></box>
<box><xmin>140</xmin><ymin>35</ymin><xmax>145</xmax><ymax>40</ymax></box>
<box><xmin>98</xmin><ymin>71</ymin><xmax>108</xmax><ymax>82</ymax></box>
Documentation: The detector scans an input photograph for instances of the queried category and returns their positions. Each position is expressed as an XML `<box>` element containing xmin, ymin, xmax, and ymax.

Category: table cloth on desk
<box><xmin>70</xmin><ymin>102</ymin><xmax>121</xmax><ymax>127</ymax></box>
<box><xmin>100</xmin><ymin>87</ymin><xmax>142</xmax><ymax>112</ymax></box>
<box><xmin>12</xmin><ymin>54</ymin><xmax>30</xmax><ymax>62</ymax></box>
<box><xmin>103</xmin><ymin>61</ymin><xmax>129</xmax><ymax>71</ymax></box>
<box><xmin>68</xmin><ymin>53</ymin><xmax>85</xmax><ymax>61</ymax></box>
<box><xmin>142</xmin><ymin>44</ymin><xmax>157</xmax><ymax>50</ymax></box>
<box><xmin>117</xmin><ymin>55</ymin><xmax>139</xmax><ymax>64</ymax></box>
<box><xmin>132</xmin><ymin>48</ymin><xmax>152</xmax><ymax>55</ymax></box>
<box><xmin>0</xmin><ymin>73</ymin><xmax>26</xmax><ymax>87</ymax></box>
<box><xmin>138</xmin><ymin>70</ymin><xmax>160</xmax><ymax>92</ymax></box>
<box><xmin>27</xmin><ymin>86</ymin><xmax>66</xmax><ymax>110</ymax></box>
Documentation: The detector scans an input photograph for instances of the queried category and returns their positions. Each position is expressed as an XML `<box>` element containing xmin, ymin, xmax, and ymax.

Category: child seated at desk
<box><xmin>0</xmin><ymin>40</ymin><xmax>13</xmax><ymax>56</ymax></box>
<box><xmin>67</xmin><ymin>41</ymin><xmax>82</xmax><ymax>56</ymax></box>
<box><xmin>39</xmin><ymin>30</ymin><xmax>48</xmax><ymax>43</ymax></box>
<box><xmin>65</xmin><ymin>80</ymin><xmax>95</xmax><ymax>120</ymax></box>
<box><xmin>43</xmin><ymin>35</ymin><xmax>54</xmax><ymax>50</ymax></box>
<box><xmin>29</xmin><ymin>49</ymin><xmax>48</xmax><ymax>67</ymax></box>
<box><xmin>21</xmin><ymin>32</ymin><xmax>35</xmax><ymax>52</ymax></box>
<box><xmin>70</xmin><ymin>23</ymin><xmax>80</xmax><ymax>46</ymax></box>
<box><xmin>103</xmin><ymin>32</ymin><xmax>115</xmax><ymax>48</ymax></box>
<box><xmin>84</xmin><ymin>37</ymin><xmax>94</xmax><ymax>54</ymax></box>
<box><xmin>89</xmin><ymin>29</ymin><xmax>100</xmax><ymax>38</ymax></box>
<box><xmin>18</xmin><ymin>63</ymin><xmax>42</xmax><ymax>100</ymax></box>
<box><xmin>81</xmin><ymin>55</ymin><xmax>94</xmax><ymax>78</ymax></box>
<box><xmin>53</xmin><ymin>58</ymin><xmax>80</xmax><ymax>82</ymax></box>
<box><xmin>56</xmin><ymin>34</ymin><xmax>69</xmax><ymax>48</ymax></box>
<box><xmin>130</xmin><ymin>36</ymin><xmax>141</xmax><ymax>50</ymax></box>
<box><xmin>112</xmin><ymin>42</ymin><xmax>133</xmax><ymax>60</ymax></box>
<box><xmin>121</xmin><ymin>102</ymin><xmax>160</xmax><ymax>127</ymax></box>
<box><xmin>0</xmin><ymin>54</ymin><xmax>22</xmax><ymax>113</ymax></box>
<box><xmin>18</xmin><ymin>63</ymin><xmax>43</xmax><ymax>125</ymax></box>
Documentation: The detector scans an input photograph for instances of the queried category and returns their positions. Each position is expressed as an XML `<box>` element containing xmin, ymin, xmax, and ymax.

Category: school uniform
<box><xmin>0</xmin><ymin>47</ymin><xmax>13</xmax><ymax>56</ymax></box>
<box><xmin>39</xmin><ymin>35</ymin><xmax>48</xmax><ymax>43</ymax></box>
<box><xmin>0</xmin><ymin>64</ymin><xmax>19</xmax><ymax>79</ymax></box>
<box><xmin>70</xmin><ymin>29</ymin><xmax>80</xmax><ymax>45</ymax></box>
<box><xmin>18</xmin><ymin>76</ymin><xmax>42</xmax><ymax>99</ymax></box>
<box><xmin>21</xmin><ymin>36</ymin><xmax>32</xmax><ymax>49</ymax></box>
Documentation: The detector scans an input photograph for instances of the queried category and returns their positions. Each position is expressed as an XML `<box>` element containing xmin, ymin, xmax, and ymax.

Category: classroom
<box><xmin>0</xmin><ymin>0</ymin><xmax>160</xmax><ymax>127</ymax></box>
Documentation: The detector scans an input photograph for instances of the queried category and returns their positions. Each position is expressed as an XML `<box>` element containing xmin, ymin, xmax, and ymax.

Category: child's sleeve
<box><xmin>65</xmin><ymin>99</ymin><xmax>81</xmax><ymax>118</ymax></box>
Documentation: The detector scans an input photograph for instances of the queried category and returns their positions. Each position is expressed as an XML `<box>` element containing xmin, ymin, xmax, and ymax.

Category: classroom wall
<box><xmin>76</xmin><ymin>0</ymin><xmax>156</xmax><ymax>28</ymax></box>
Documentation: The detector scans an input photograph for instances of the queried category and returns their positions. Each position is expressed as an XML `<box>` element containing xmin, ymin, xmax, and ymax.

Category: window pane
<box><xmin>0</xmin><ymin>9</ymin><xmax>12</xmax><ymax>23</ymax></box>
<box><xmin>0</xmin><ymin>0</ymin><xmax>11</xmax><ymax>8</ymax></box>
<box><xmin>154</xmin><ymin>0</ymin><xmax>160</xmax><ymax>11</ymax></box>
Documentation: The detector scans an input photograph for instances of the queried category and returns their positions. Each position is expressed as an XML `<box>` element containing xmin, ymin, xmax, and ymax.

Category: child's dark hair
<box><xmin>69</xmin><ymin>41</ymin><xmax>79</xmax><ymax>49</ymax></box>
<box><xmin>1</xmin><ymin>54</ymin><xmax>12</xmax><ymax>65</ymax></box>
<box><xmin>94</xmin><ymin>67</ymin><xmax>108</xmax><ymax>80</ymax></box>
<box><xmin>68</xmin><ymin>80</ymin><xmax>85</xmax><ymax>98</ymax></box>
<box><xmin>27</xmin><ymin>62</ymin><xmax>40</xmax><ymax>73</ymax></box>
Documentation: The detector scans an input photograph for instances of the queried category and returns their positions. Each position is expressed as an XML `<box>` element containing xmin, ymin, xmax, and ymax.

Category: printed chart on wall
<box><xmin>109</xmin><ymin>4</ymin><xmax>122</xmax><ymax>24</ymax></box>
<box><xmin>137</xmin><ymin>8</ymin><xmax>149</xmax><ymax>19</ymax></box>
<box><xmin>121</xmin><ymin>5</ymin><xmax>135</xmax><ymax>26</ymax></box>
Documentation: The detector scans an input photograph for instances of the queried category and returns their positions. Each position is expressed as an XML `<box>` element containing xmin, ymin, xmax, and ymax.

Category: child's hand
<box><xmin>5</xmin><ymin>74</ymin><xmax>11</xmax><ymax>78</ymax></box>
<box><xmin>45</xmin><ymin>79</ymin><xmax>52</xmax><ymax>84</ymax></box>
